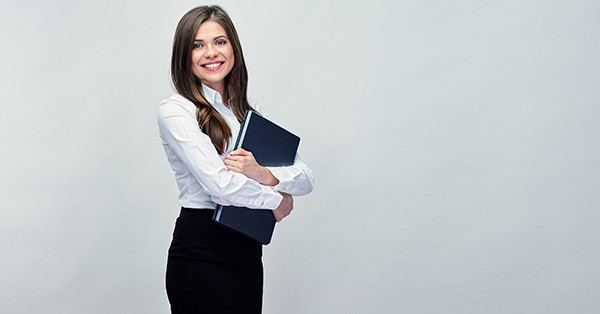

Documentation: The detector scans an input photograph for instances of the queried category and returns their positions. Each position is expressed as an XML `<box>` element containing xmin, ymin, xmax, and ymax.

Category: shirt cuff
<box><xmin>215</xmin><ymin>186</ymin><xmax>283</xmax><ymax>210</ymax></box>
<box><xmin>268</xmin><ymin>166</ymin><xmax>296</xmax><ymax>194</ymax></box>
<box><xmin>254</xmin><ymin>188</ymin><xmax>283</xmax><ymax>209</ymax></box>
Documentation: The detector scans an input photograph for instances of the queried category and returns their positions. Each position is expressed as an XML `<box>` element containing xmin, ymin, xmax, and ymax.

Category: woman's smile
<box><xmin>191</xmin><ymin>21</ymin><xmax>235</xmax><ymax>95</ymax></box>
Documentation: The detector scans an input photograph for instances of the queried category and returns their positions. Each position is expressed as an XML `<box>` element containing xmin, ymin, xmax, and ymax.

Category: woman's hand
<box><xmin>273</xmin><ymin>193</ymin><xmax>293</xmax><ymax>222</ymax></box>
<box><xmin>225</xmin><ymin>148</ymin><xmax>279</xmax><ymax>186</ymax></box>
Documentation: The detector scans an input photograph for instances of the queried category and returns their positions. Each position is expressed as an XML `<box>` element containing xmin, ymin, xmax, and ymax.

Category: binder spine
<box><xmin>214</xmin><ymin>205</ymin><xmax>223</xmax><ymax>220</ymax></box>
<box><xmin>234</xmin><ymin>110</ymin><xmax>252</xmax><ymax>149</ymax></box>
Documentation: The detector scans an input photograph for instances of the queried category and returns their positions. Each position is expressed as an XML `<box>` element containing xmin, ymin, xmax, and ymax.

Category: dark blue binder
<box><xmin>213</xmin><ymin>110</ymin><xmax>300</xmax><ymax>244</ymax></box>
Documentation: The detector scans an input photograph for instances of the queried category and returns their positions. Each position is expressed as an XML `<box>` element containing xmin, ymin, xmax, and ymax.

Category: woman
<box><xmin>157</xmin><ymin>5</ymin><xmax>314</xmax><ymax>314</ymax></box>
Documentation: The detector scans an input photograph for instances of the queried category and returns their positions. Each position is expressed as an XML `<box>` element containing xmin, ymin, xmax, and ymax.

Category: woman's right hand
<box><xmin>273</xmin><ymin>193</ymin><xmax>293</xmax><ymax>222</ymax></box>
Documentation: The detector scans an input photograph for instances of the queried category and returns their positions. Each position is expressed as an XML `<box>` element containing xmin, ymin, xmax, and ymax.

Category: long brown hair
<box><xmin>171</xmin><ymin>5</ymin><xmax>253</xmax><ymax>155</ymax></box>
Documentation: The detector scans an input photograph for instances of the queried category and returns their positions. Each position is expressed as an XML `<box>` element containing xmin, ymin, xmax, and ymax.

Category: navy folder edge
<box><xmin>212</xmin><ymin>110</ymin><xmax>300</xmax><ymax>245</ymax></box>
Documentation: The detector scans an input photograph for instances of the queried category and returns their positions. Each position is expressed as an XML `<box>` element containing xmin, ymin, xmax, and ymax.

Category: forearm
<box><xmin>254</xmin><ymin>167</ymin><xmax>280</xmax><ymax>186</ymax></box>
<box><xmin>268</xmin><ymin>154</ymin><xmax>314</xmax><ymax>196</ymax></box>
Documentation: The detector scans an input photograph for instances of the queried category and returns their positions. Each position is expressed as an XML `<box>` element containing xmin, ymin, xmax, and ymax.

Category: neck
<box><xmin>213</xmin><ymin>83</ymin><xmax>226</xmax><ymax>100</ymax></box>
<box><xmin>222</xmin><ymin>92</ymin><xmax>229</xmax><ymax>108</ymax></box>
<box><xmin>213</xmin><ymin>84</ymin><xmax>228</xmax><ymax>108</ymax></box>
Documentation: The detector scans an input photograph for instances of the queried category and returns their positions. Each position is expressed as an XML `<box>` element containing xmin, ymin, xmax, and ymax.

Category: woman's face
<box><xmin>191</xmin><ymin>20</ymin><xmax>235</xmax><ymax>95</ymax></box>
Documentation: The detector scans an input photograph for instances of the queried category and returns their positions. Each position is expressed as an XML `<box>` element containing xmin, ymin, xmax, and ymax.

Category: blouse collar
<box><xmin>201</xmin><ymin>84</ymin><xmax>230</xmax><ymax>110</ymax></box>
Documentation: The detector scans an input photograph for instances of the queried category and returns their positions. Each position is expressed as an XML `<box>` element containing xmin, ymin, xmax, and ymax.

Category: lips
<box><xmin>202</xmin><ymin>62</ymin><xmax>224</xmax><ymax>69</ymax></box>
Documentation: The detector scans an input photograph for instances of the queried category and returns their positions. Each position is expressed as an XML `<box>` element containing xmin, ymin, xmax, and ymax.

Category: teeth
<box><xmin>204</xmin><ymin>63</ymin><xmax>222</xmax><ymax>68</ymax></box>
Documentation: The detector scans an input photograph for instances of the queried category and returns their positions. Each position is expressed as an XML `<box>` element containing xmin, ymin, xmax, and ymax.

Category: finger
<box><xmin>224</xmin><ymin>155</ymin><xmax>235</xmax><ymax>164</ymax></box>
<box><xmin>225</xmin><ymin>155</ymin><xmax>242</xmax><ymax>165</ymax></box>
<box><xmin>224</xmin><ymin>160</ymin><xmax>238</xmax><ymax>171</ymax></box>
<box><xmin>232</xmin><ymin>148</ymin><xmax>251</xmax><ymax>157</ymax></box>
<box><xmin>223</xmin><ymin>158</ymin><xmax>234</xmax><ymax>166</ymax></box>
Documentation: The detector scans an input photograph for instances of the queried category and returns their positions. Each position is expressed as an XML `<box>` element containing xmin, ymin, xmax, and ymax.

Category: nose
<box><xmin>204</xmin><ymin>44</ymin><xmax>218</xmax><ymax>58</ymax></box>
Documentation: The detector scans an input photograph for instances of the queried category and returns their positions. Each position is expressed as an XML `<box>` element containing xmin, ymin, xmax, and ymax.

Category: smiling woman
<box><xmin>190</xmin><ymin>21</ymin><xmax>235</xmax><ymax>97</ymax></box>
<box><xmin>169</xmin><ymin>5</ymin><xmax>253</xmax><ymax>156</ymax></box>
<box><xmin>157</xmin><ymin>5</ymin><xmax>314</xmax><ymax>314</ymax></box>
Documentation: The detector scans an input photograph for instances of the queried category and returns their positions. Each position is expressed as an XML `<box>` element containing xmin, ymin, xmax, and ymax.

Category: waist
<box><xmin>179</xmin><ymin>207</ymin><xmax>215</xmax><ymax>220</ymax></box>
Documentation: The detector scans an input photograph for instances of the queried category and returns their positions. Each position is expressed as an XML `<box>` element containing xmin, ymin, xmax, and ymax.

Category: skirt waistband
<box><xmin>179</xmin><ymin>207</ymin><xmax>215</xmax><ymax>220</ymax></box>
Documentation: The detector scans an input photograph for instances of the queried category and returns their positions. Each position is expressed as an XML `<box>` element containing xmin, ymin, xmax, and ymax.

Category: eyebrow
<box><xmin>193</xmin><ymin>35</ymin><xmax>228</xmax><ymax>42</ymax></box>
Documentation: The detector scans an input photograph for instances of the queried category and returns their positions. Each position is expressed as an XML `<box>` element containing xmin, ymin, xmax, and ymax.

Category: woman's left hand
<box><xmin>225</xmin><ymin>148</ymin><xmax>279</xmax><ymax>186</ymax></box>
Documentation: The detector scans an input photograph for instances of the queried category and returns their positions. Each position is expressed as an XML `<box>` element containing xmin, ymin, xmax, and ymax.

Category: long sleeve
<box><xmin>268</xmin><ymin>154</ymin><xmax>314</xmax><ymax>196</ymax></box>
<box><xmin>157</xmin><ymin>96</ymin><xmax>283</xmax><ymax>210</ymax></box>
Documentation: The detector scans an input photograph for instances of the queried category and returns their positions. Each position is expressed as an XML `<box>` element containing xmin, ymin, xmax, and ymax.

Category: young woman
<box><xmin>157</xmin><ymin>6</ymin><xmax>314</xmax><ymax>314</ymax></box>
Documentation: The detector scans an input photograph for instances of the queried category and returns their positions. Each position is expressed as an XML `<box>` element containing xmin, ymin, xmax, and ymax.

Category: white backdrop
<box><xmin>1</xmin><ymin>0</ymin><xmax>599</xmax><ymax>313</ymax></box>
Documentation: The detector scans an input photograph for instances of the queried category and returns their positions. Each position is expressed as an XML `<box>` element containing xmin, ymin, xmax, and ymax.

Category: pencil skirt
<box><xmin>166</xmin><ymin>207</ymin><xmax>264</xmax><ymax>314</ymax></box>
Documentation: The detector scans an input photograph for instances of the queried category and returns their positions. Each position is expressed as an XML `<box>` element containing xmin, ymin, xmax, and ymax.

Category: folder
<box><xmin>213</xmin><ymin>110</ymin><xmax>300</xmax><ymax>244</ymax></box>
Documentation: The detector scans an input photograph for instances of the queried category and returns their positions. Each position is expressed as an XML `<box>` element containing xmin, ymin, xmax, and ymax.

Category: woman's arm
<box><xmin>225</xmin><ymin>148</ymin><xmax>314</xmax><ymax>196</ymax></box>
<box><xmin>226</xmin><ymin>100</ymin><xmax>315</xmax><ymax>196</ymax></box>
<box><xmin>273</xmin><ymin>192</ymin><xmax>294</xmax><ymax>222</ymax></box>
<box><xmin>267</xmin><ymin>154</ymin><xmax>314</xmax><ymax>196</ymax></box>
<box><xmin>158</xmin><ymin>100</ymin><xmax>283</xmax><ymax>209</ymax></box>
<box><xmin>224</xmin><ymin>148</ymin><xmax>279</xmax><ymax>186</ymax></box>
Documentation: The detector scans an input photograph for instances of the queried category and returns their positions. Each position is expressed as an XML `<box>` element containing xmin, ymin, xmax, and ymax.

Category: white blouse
<box><xmin>157</xmin><ymin>85</ymin><xmax>314</xmax><ymax>210</ymax></box>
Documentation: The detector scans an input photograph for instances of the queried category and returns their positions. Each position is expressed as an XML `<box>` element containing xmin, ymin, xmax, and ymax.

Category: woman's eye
<box><xmin>193</xmin><ymin>42</ymin><xmax>203</xmax><ymax>49</ymax></box>
<box><xmin>215</xmin><ymin>39</ymin><xmax>227</xmax><ymax>46</ymax></box>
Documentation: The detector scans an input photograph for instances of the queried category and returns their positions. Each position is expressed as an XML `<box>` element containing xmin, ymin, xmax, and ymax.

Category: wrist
<box><xmin>259</xmin><ymin>167</ymin><xmax>279</xmax><ymax>186</ymax></box>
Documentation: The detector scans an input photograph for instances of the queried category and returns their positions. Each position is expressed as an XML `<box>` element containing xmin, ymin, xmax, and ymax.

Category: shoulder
<box><xmin>247</xmin><ymin>97</ymin><xmax>266</xmax><ymax>116</ymax></box>
<box><xmin>158</xmin><ymin>94</ymin><xmax>196</xmax><ymax>119</ymax></box>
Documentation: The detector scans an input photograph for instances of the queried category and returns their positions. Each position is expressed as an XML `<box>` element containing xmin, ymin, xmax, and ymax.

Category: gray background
<box><xmin>1</xmin><ymin>0</ymin><xmax>599</xmax><ymax>313</ymax></box>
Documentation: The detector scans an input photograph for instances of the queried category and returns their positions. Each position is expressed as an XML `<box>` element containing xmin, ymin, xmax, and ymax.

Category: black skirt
<box><xmin>166</xmin><ymin>207</ymin><xmax>263</xmax><ymax>314</ymax></box>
